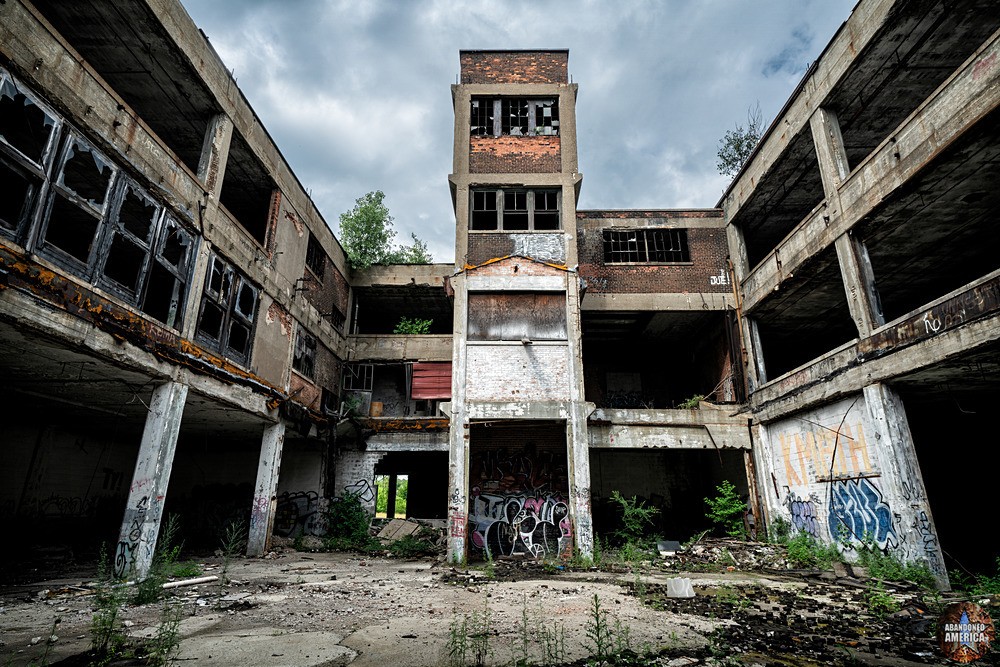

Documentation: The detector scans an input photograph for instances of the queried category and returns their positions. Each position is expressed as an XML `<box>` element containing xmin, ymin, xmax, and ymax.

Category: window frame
<box><xmin>601</xmin><ymin>228</ymin><xmax>691</xmax><ymax>264</ymax></box>
<box><xmin>195</xmin><ymin>251</ymin><xmax>260</xmax><ymax>365</ymax></box>
<box><xmin>470</xmin><ymin>97</ymin><xmax>559</xmax><ymax>137</ymax></box>
<box><xmin>469</xmin><ymin>188</ymin><xmax>562</xmax><ymax>232</ymax></box>
<box><xmin>342</xmin><ymin>362</ymin><xmax>374</xmax><ymax>392</ymax></box>
<box><xmin>305</xmin><ymin>230</ymin><xmax>326</xmax><ymax>279</ymax></box>
<box><xmin>292</xmin><ymin>324</ymin><xmax>317</xmax><ymax>380</ymax></box>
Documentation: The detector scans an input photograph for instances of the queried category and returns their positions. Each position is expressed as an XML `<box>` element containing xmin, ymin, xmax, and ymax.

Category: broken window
<box><xmin>196</xmin><ymin>252</ymin><xmax>259</xmax><ymax>364</ymax></box>
<box><xmin>0</xmin><ymin>72</ymin><xmax>60</xmax><ymax>237</ymax></box>
<box><xmin>219</xmin><ymin>130</ymin><xmax>277</xmax><ymax>248</ymax></box>
<box><xmin>141</xmin><ymin>216</ymin><xmax>193</xmax><ymax>329</ymax></box>
<box><xmin>468</xmin><ymin>292</ymin><xmax>567</xmax><ymax>341</ymax></box>
<box><xmin>305</xmin><ymin>231</ymin><xmax>326</xmax><ymax>279</ymax></box>
<box><xmin>343</xmin><ymin>363</ymin><xmax>374</xmax><ymax>391</ymax></box>
<box><xmin>470</xmin><ymin>97</ymin><xmax>559</xmax><ymax>137</ymax></box>
<box><xmin>327</xmin><ymin>304</ymin><xmax>346</xmax><ymax>333</ymax></box>
<box><xmin>602</xmin><ymin>229</ymin><xmax>690</xmax><ymax>264</ymax></box>
<box><xmin>292</xmin><ymin>325</ymin><xmax>317</xmax><ymax>379</ymax></box>
<box><xmin>469</xmin><ymin>188</ymin><xmax>560</xmax><ymax>231</ymax></box>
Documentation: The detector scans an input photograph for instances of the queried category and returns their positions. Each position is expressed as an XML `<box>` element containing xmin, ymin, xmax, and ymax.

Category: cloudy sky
<box><xmin>180</xmin><ymin>0</ymin><xmax>857</xmax><ymax>263</ymax></box>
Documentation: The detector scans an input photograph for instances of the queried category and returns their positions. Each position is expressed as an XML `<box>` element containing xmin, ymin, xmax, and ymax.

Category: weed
<box><xmin>29</xmin><ymin>617</ymin><xmax>60</xmax><ymax>666</ymax></box>
<box><xmin>785</xmin><ymin>531</ymin><xmax>843</xmax><ymax>570</ymax></box>
<box><xmin>292</xmin><ymin>534</ymin><xmax>306</xmax><ymax>551</ymax></box>
<box><xmin>324</xmin><ymin>492</ymin><xmax>379</xmax><ymax>552</ymax></box>
<box><xmin>769</xmin><ymin>516</ymin><xmax>791</xmax><ymax>544</ymax></box>
<box><xmin>446</xmin><ymin>611</ymin><xmax>469</xmax><ymax>667</ymax></box>
<box><xmin>147</xmin><ymin>601</ymin><xmax>183</xmax><ymax>667</ymax></box>
<box><xmin>169</xmin><ymin>560</ymin><xmax>202</xmax><ymax>578</ymax></box>
<box><xmin>134</xmin><ymin>514</ymin><xmax>182</xmax><ymax>605</ymax></box>
<box><xmin>865</xmin><ymin>580</ymin><xmax>900</xmax><ymax>619</ymax></box>
<box><xmin>855</xmin><ymin>539</ymin><xmax>936</xmax><ymax>590</ymax></box>
<box><xmin>91</xmin><ymin>546</ymin><xmax>129</xmax><ymax>660</ymax></box>
<box><xmin>393</xmin><ymin>316</ymin><xmax>433</xmax><ymax>334</ymax></box>
<box><xmin>716</xmin><ymin>586</ymin><xmax>752</xmax><ymax>610</ymax></box>
<box><xmin>677</xmin><ymin>394</ymin><xmax>705</xmax><ymax>409</ymax></box>
<box><xmin>610</xmin><ymin>490</ymin><xmax>659</xmax><ymax>544</ymax></box>
<box><xmin>446</xmin><ymin>591</ymin><xmax>494</xmax><ymax>667</ymax></box>
<box><xmin>703</xmin><ymin>480</ymin><xmax>747</xmax><ymax>538</ymax></box>
<box><xmin>481</xmin><ymin>552</ymin><xmax>496</xmax><ymax>580</ymax></box>
<box><xmin>219</xmin><ymin>517</ymin><xmax>247</xmax><ymax>584</ymax></box>
<box><xmin>952</xmin><ymin>556</ymin><xmax>1000</xmax><ymax>596</ymax></box>
<box><xmin>388</xmin><ymin>533</ymin><xmax>436</xmax><ymax>558</ymax></box>
<box><xmin>585</xmin><ymin>594</ymin><xmax>613</xmax><ymax>662</ymax></box>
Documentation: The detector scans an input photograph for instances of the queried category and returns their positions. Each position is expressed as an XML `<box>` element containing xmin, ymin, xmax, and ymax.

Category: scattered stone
<box><xmin>29</xmin><ymin>637</ymin><xmax>41</xmax><ymax>645</ymax></box>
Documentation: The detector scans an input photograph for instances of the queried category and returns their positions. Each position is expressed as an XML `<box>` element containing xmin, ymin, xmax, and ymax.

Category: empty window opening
<box><xmin>59</xmin><ymin>138</ymin><xmax>114</xmax><ymax>208</ymax></box>
<box><xmin>43</xmin><ymin>193</ymin><xmax>101</xmax><ymax>265</ymax></box>
<box><xmin>469</xmin><ymin>188</ymin><xmax>561</xmax><ymax>231</ymax></box>
<box><xmin>343</xmin><ymin>363</ymin><xmax>374</xmax><ymax>392</ymax></box>
<box><xmin>196</xmin><ymin>252</ymin><xmax>259</xmax><ymax>364</ymax></box>
<box><xmin>471</xmin><ymin>97</ymin><xmax>559</xmax><ymax>136</ymax></box>
<box><xmin>0</xmin><ymin>75</ymin><xmax>59</xmax><ymax>166</ymax></box>
<box><xmin>0</xmin><ymin>163</ymin><xmax>38</xmax><ymax>233</ymax></box>
<box><xmin>375</xmin><ymin>474</ymin><xmax>408</xmax><ymax>519</ymax></box>
<box><xmin>293</xmin><ymin>326</ymin><xmax>317</xmax><ymax>379</ymax></box>
<box><xmin>468</xmin><ymin>292</ymin><xmax>567</xmax><ymax>341</ymax></box>
<box><xmin>219</xmin><ymin>131</ymin><xmax>277</xmax><ymax>247</ymax></box>
<box><xmin>602</xmin><ymin>228</ymin><xmax>690</xmax><ymax>264</ymax></box>
<box><xmin>305</xmin><ymin>231</ymin><xmax>326</xmax><ymax>279</ymax></box>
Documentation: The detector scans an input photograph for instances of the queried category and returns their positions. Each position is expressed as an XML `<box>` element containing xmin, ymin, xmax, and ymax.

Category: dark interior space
<box><xmin>353</xmin><ymin>285</ymin><xmax>454</xmax><ymax>334</ymax></box>
<box><xmin>590</xmin><ymin>448</ymin><xmax>748</xmax><ymax>544</ymax></box>
<box><xmin>582</xmin><ymin>311</ymin><xmax>735</xmax><ymax>407</ymax></box>
<box><xmin>894</xmin><ymin>345</ymin><xmax>1000</xmax><ymax>578</ymax></box>
<box><xmin>219</xmin><ymin>131</ymin><xmax>276</xmax><ymax>247</ymax></box>
<box><xmin>374</xmin><ymin>452</ymin><xmax>448</xmax><ymax>520</ymax></box>
<box><xmin>751</xmin><ymin>244</ymin><xmax>857</xmax><ymax>381</ymax></box>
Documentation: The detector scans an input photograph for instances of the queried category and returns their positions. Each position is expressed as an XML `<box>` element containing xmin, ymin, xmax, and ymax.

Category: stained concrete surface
<box><xmin>0</xmin><ymin>547</ymin><xmax>992</xmax><ymax>666</ymax></box>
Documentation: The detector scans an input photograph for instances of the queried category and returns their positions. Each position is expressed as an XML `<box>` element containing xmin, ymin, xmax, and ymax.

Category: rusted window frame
<box><xmin>342</xmin><ymin>362</ymin><xmax>374</xmax><ymax>391</ymax></box>
<box><xmin>305</xmin><ymin>230</ymin><xmax>326</xmax><ymax>279</ymax></box>
<box><xmin>469</xmin><ymin>188</ymin><xmax>561</xmax><ymax>231</ymax></box>
<box><xmin>470</xmin><ymin>97</ymin><xmax>559</xmax><ymax>137</ymax></box>
<box><xmin>292</xmin><ymin>324</ymin><xmax>317</xmax><ymax>380</ymax></box>
<box><xmin>602</xmin><ymin>228</ymin><xmax>691</xmax><ymax>264</ymax></box>
<box><xmin>195</xmin><ymin>251</ymin><xmax>260</xmax><ymax>365</ymax></box>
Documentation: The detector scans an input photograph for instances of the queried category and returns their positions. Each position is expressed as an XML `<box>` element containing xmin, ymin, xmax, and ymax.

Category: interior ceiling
<box><xmin>0</xmin><ymin>320</ymin><xmax>267</xmax><ymax>439</ymax></box>
<box><xmin>581</xmin><ymin>310</ymin><xmax>720</xmax><ymax>341</ymax></box>
<box><xmin>892</xmin><ymin>340</ymin><xmax>1000</xmax><ymax>401</ymax></box>
<box><xmin>30</xmin><ymin>0</ymin><xmax>219</xmax><ymax>173</ymax></box>
<box><xmin>735</xmin><ymin>0</ymin><xmax>1000</xmax><ymax>269</ymax></box>
<box><xmin>356</xmin><ymin>285</ymin><xmax>454</xmax><ymax>333</ymax></box>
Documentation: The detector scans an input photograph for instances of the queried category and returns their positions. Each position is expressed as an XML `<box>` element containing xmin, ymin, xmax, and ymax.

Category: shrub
<box><xmin>388</xmin><ymin>534</ymin><xmax>436</xmax><ymax>558</ymax></box>
<box><xmin>393</xmin><ymin>317</ymin><xmax>433</xmax><ymax>334</ymax></box>
<box><xmin>785</xmin><ymin>531</ymin><xmax>842</xmax><ymax>569</ymax></box>
<box><xmin>324</xmin><ymin>492</ymin><xmax>379</xmax><ymax>552</ymax></box>
<box><xmin>704</xmin><ymin>480</ymin><xmax>747</xmax><ymax>538</ymax></box>
<box><xmin>856</xmin><ymin>542</ymin><xmax>936</xmax><ymax>590</ymax></box>
<box><xmin>609</xmin><ymin>490</ymin><xmax>659</xmax><ymax>544</ymax></box>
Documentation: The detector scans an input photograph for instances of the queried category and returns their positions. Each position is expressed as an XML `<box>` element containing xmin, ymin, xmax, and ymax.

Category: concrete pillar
<box><xmin>386</xmin><ymin>474</ymin><xmax>398</xmax><ymax>519</ymax></box>
<box><xmin>115</xmin><ymin>381</ymin><xmax>188</xmax><ymax>579</ymax></box>
<box><xmin>446</xmin><ymin>275</ymin><xmax>470</xmax><ymax>563</ymax></box>
<box><xmin>247</xmin><ymin>420</ymin><xmax>286</xmax><ymax>557</ymax></box>
<box><xmin>863</xmin><ymin>384</ymin><xmax>949</xmax><ymax>588</ymax></box>
<box><xmin>196</xmin><ymin>113</ymin><xmax>234</xmax><ymax>200</ymax></box>
<box><xmin>810</xmin><ymin>108</ymin><xmax>884</xmax><ymax>337</ymax></box>
<box><xmin>725</xmin><ymin>223</ymin><xmax>765</xmax><ymax>393</ymax></box>
<box><xmin>565</xmin><ymin>274</ymin><xmax>594</xmax><ymax>559</ymax></box>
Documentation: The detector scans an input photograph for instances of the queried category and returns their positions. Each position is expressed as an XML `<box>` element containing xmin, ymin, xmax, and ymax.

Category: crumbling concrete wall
<box><xmin>332</xmin><ymin>450</ymin><xmax>382</xmax><ymax>515</ymax></box>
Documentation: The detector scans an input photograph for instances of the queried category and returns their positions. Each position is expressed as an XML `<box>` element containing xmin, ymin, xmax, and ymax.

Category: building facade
<box><xmin>2</xmin><ymin>0</ymin><xmax>997</xmax><ymax>587</ymax></box>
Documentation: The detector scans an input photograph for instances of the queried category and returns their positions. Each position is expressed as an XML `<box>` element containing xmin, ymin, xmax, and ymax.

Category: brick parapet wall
<box><xmin>469</xmin><ymin>136</ymin><xmax>561</xmax><ymax>173</ymax></box>
<box><xmin>460</xmin><ymin>51</ymin><xmax>569</xmax><ymax>84</ymax></box>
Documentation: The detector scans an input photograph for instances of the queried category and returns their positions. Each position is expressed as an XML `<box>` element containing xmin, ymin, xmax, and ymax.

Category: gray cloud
<box><xmin>181</xmin><ymin>0</ymin><xmax>856</xmax><ymax>263</ymax></box>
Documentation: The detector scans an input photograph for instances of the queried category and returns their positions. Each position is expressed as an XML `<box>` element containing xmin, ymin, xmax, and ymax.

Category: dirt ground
<box><xmin>0</xmin><ymin>541</ymin><xmax>996</xmax><ymax>666</ymax></box>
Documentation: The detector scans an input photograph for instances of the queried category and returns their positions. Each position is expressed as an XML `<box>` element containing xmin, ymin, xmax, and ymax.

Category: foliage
<box><xmin>865</xmin><ymin>580</ymin><xmax>900</xmax><ymax>619</ymax></box>
<box><xmin>147</xmin><ymin>602</ymin><xmax>183</xmax><ymax>667</ymax></box>
<box><xmin>769</xmin><ymin>516</ymin><xmax>792</xmax><ymax>544</ymax></box>
<box><xmin>338</xmin><ymin>190</ymin><xmax>431</xmax><ymax>269</ymax></box>
<box><xmin>219</xmin><ymin>517</ymin><xmax>247</xmax><ymax>585</ymax></box>
<box><xmin>716</xmin><ymin>102</ymin><xmax>766</xmax><ymax>178</ymax></box>
<box><xmin>677</xmin><ymin>394</ymin><xmax>705</xmax><ymax>409</ymax></box>
<box><xmin>446</xmin><ymin>593</ymin><xmax>493</xmax><ymax>667</ymax></box>
<box><xmin>855</xmin><ymin>541</ymin><xmax>936</xmax><ymax>590</ymax></box>
<box><xmin>376</xmin><ymin>475</ymin><xmax>409</xmax><ymax>515</ymax></box>
<box><xmin>584</xmin><ymin>594</ymin><xmax>632</xmax><ymax>665</ymax></box>
<box><xmin>388</xmin><ymin>534</ymin><xmax>436</xmax><ymax>558</ymax></box>
<box><xmin>134</xmin><ymin>514</ymin><xmax>182</xmax><ymax>605</ymax></box>
<box><xmin>169</xmin><ymin>561</ymin><xmax>203</xmax><ymax>578</ymax></box>
<box><xmin>324</xmin><ymin>492</ymin><xmax>379</xmax><ymax>552</ymax></box>
<box><xmin>393</xmin><ymin>317</ymin><xmax>433</xmax><ymax>335</ymax></box>
<box><xmin>703</xmin><ymin>480</ymin><xmax>747</xmax><ymax>538</ymax></box>
<box><xmin>785</xmin><ymin>531</ymin><xmax>843</xmax><ymax>570</ymax></box>
<box><xmin>91</xmin><ymin>546</ymin><xmax>130</xmax><ymax>662</ymax></box>
<box><xmin>952</xmin><ymin>557</ymin><xmax>1000</xmax><ymax>596</ymax></box>
<box><xmin>609</xmin><ymin>490</ymin><xmax>659</xmax><ymax>544</ymax></box>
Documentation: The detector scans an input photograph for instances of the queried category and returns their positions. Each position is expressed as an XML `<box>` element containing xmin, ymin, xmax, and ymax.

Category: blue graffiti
<box><xmin>787</xmin><ymin>494</ymin><xmax>819</xmax><ymax>537</ymax></box>
<box><xmin>828</xmin><ymin>478</ymin><xmax>897</xmax><ymax>549</ymax></box>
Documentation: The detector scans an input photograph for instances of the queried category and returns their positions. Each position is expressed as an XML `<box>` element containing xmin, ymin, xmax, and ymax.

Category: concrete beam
<box><xmin>366</xmin><ymin>432</ymin><xmax>449</xmax><ymax>452</ymax></box>
<box><xmin>347</xmin><ymin>334</ymin><xmax>453</xmax><ymax>362</ymax></box>
<box><xmin>580</xmin><ymin>292</ymin><xmax>732</xmax><ymax>311</ymax></box>
<box><xmin>465</xmin><ymin>401</ymin><xmax>576</xmax><ymax>421</ymax></box>
<box><xmin>248</xmin><ymin>421</ymin><xmax>286</xmax><ymax>557</ymax></box>
<box><xmin>751</xmin><ymin>269</ymin><xmax>1000</xmax><ymax>422</ymax></box>
<box><xmin>742</xmin><ymin>27</ymin><xmax>1000</xmax><ymax>313</ymax></box>
<box><xmin>350</xmin><ymin>264</ymin><xmax>453</xmax><ymax>288</ymax></box>
<box><xmin>588</xmin><ymin>408</ymin><xmax>751</xmax><ymax>450</ymax></box>
<box><xmin>115</xmin><ymin>381</ymin><xmax>188</xmax><ymax>578</ymax></box>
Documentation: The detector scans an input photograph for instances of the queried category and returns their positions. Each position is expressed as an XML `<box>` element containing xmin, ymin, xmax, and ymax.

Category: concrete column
<box><xmin>247</xmin><ymin>420</ymin><xmax>286</xmax><ymax>557</ymax></box>
<box><xmin>386</xmin><ymin>474</ymin><xmax>398</xmax><ymax>519</ymax></box>
<box><xmin>862</xmin><ymin>384</ymin><xmax>949</xmax><ymax>588</ymax></box>
<box><xmin>565</xmin><ymin>273</ymin><xmax>594</xmax><ymax>559</ymax></box>
<box><xmin>447</xmin><ymin>274</ymin><xmax>470</xmax><ymax>563</ymax></box>
<box><xmin>196</xmin><ymin>113</ymin><xmax>234</xmax><ymax>200</ymax></box>
<box><xmin>115</xmin><ymin>381</ymin><xmax>188</xmax><ymax>579</ymax></box>
<box><xmin>725</xmin><ymin>223</ymin><xmax>764</xmax><ymax>393</ymax></box>
<box><xmin>810</xmin><ymin>108</ymin><xmax>884</xmax><ymax>337</ymax></box>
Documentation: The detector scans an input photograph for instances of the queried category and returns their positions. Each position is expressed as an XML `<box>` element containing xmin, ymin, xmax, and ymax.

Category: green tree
<box><xmin>716</xmin><ymin>103</ymin><xmax>765</xmax><ymax>178</ymax></box>
<box><xmin>338</xmin><ymin>190</ymin><xmax>432</xmax><ymax>269</ymax></box>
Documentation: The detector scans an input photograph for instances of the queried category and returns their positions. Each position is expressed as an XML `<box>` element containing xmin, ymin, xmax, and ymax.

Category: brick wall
<box><xmin>467</xmin><ymin>255</ymin><xmax>565</xmax><ymax>276</ymax></box>
<box><xmin>333</xmin><ymin>450</ymin><xmax>384</xmax><ymax>514</ymax></box>
<box><xmin>302</xmin><ymin>261</ymin><xmax>350</xmax><ymax>330</ymax></box>
<box><xmin>460</xmin><ymin>51</ymin><xmax>569</xmax><ymax>84</ymax></box>
<box><xmin>469</xmin><ymin>136</ymin><xmax>561</xmax><ymax>173</ymax></box>
<box><xmin>466</xmin><ymin>235</ymin><xmax>567</xmax><ymax>266</ymax></box>
<box><xmin>577</xmin><ymin>211</ymin><xmax>730</xmax><ymax>294</ymax></box>
<box><xmin>466</xmin><ymin>345</ymin><xmax>570</xmax><ymax>401</ymax></box>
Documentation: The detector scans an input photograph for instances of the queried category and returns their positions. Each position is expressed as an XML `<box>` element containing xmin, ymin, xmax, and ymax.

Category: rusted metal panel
<box><xmin>468</xmin><ymin>292</ymin><xmax>566</xmax><ymax>341</ymax></box>
<box><xmin>359</xmin><ymin>417</ymin><xmax>450</xmax><ymax>433</ymax></box>
<box><xmin>411</xmin><ymin>361</ymin><xmax>452</xmax><ymax>400</ymax></box>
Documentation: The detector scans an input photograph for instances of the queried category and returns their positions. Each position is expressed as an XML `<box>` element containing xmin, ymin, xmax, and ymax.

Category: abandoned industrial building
<box><xmin>2</xmin><ymin>0</ymin><xmax>999</xmax><ymax>594</ymax></box>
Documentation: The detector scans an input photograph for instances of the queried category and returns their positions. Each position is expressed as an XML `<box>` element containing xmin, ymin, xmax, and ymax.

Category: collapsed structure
<box><xmin>1</xmin><ymin>0</ymin><xmax>998</xmax><ymax>588</ymax></box>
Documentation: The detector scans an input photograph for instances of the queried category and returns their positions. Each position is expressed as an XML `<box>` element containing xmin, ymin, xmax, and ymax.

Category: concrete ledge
<box><xmin>581</xmin><ymin>292</ymin><xmax>733</xmax><ymax>311</ymax></box>
<box><xmin>347</xmin><ymin>334</ymin><xmax>453</xmax><ymax>361</ymax></box>
<box><xmin>588</xmin><ymin>408</ymin><xmax>751</xmax><ymax>449</ymax></box>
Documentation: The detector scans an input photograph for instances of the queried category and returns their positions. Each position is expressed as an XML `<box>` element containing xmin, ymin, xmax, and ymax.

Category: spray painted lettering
<box><xmin>828</xmin><ymin>478</ymin><xmax>897</xmax><ymax>550</ymax></box>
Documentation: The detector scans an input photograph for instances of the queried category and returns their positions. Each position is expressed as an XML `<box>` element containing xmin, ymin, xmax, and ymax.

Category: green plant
<box><xmin>785</xmin><ymin>531</ymin><xmax>843</xmax><ymax>569</ymax></box>
<box><xmin>147</xmin><ymin>602</ymin><xmax>183</xmax><ymax>667</ymax></box>
<box><xmin>339</xmin><ymin>190</ymin><xmax>432</xmax><ymax>269</ymax></box>
<box><xmin>717</xmin><ymin>102</ymin><xmax>765</xmax><ymax>178</ymax></box>
<box><xmin>393</xmin><ymin>317</ymin><xmax>433</xmax><ymax>334</ymax></box>
<box><xmin>91</xmin><ymin>546</ymin><xmax>130</xmax><ymax>663</ymax></box>
<box><xmin>677</xmin><ymin>394</ymin><xmax>705</xmax><ymax>409</ymax></box>
<box><xmin>134</xmin><ymin>514</ymin><xmax>183</xmax><ymax>605</ymax></box>
<box><xmin>609</xmin><ymin>490</ymin><xmax>659</xmax><ymax>544</ymax></box>
<box><xmin>388</xmin><ymin>534</ymin><xmax>436</xmax><ymax>558</ymax></box>
<box><xmin>952</xmin><ymin>556</ymin><xmax>1000</xmax><ymax>596</ymax></box>
<box><xmin>855</xmin><ymin>541</ymin><xmax>936</xmax><ymax>590</ymax></box>
<box><xmin>716</xmin><ymin>586</ymin><xmax>752</xmax><ymax>610</ymax></box>
<box><xmin>169</xmin><ymin>561</ymin><xmax>202</xmax><ymax>578</ymax></box>
<box><xmin>865</xmin><ymin>580</ymin><xmax>900</xmax><ymax>619</ymax></box>
<box><xmin>703</xmin><ymin>480</ymin><xmax>747</xmax><ymax>538</ymax></box>
<box><xmin>769</xmin><ymin>516</ymin><xmax>791</xmax><ymax>544</ymax></box>
<box><xmin>481</xmin><ymin>552</ymin><xmax>496</xmax><ymax>580</ymax></box>
<box><xmin>375</xmin><ymin>475</ymin><xmax>409</xmax><ymax>515</ymax></box>
<box><xmin>324</xmin><ymin>492</ymin><xmax>378</xmax><ymax>552</ymax></box>
<box><xmin>585</xmin><ymin>594</ymin><xmax>613</xmax><ymax>662</ymax></box>
<box><xmin>219</xmin><ymin>517</ymin><xmax>247</xmax><ymax>585</ymax></box>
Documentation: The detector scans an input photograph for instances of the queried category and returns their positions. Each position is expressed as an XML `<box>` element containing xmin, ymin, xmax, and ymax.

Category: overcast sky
<box><xmin>180</xmin><ymin>0</ymin><xmax>858</xmax><ymax>264</ymax></box>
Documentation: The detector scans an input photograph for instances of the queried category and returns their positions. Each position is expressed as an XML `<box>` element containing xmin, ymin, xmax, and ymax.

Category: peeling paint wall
<box><xmin>466</xmin><ymin>345</ymin><xmax>571</xmax><ymax>401</ymax></box>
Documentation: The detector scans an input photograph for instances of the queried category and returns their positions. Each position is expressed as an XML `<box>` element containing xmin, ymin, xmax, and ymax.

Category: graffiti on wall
<box><xmin>828</xmin><ymin>478</ymin><xmax>898</xmax><ymax>550</ymax></box>
<box><xmin>777</xmin><ymin>420</ymin><xmax>875</xmax><ymax>487</ymax></box>
<box><xmin>784</xmin><ymin>491</ymin><xmax>820</xmax><ymax>537</ymax></box>
<box><xmin>468</xmin><ymin>447</ymin><xmax>571</xmax><ymax>559</ymax></box>
<box><xmin>115</xmin><ymin>494</ymin><xmax>152</xmax><ymax>577</ymax></box>
<box><xmin>344</xmin><ymin>479</ymin><xmax>375</xmax><ymax>503</ymax></box>
<box><xmin>274</xmin><ymin>490</ymin><xmax>326</xmax><ymax>537</ymax></box>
